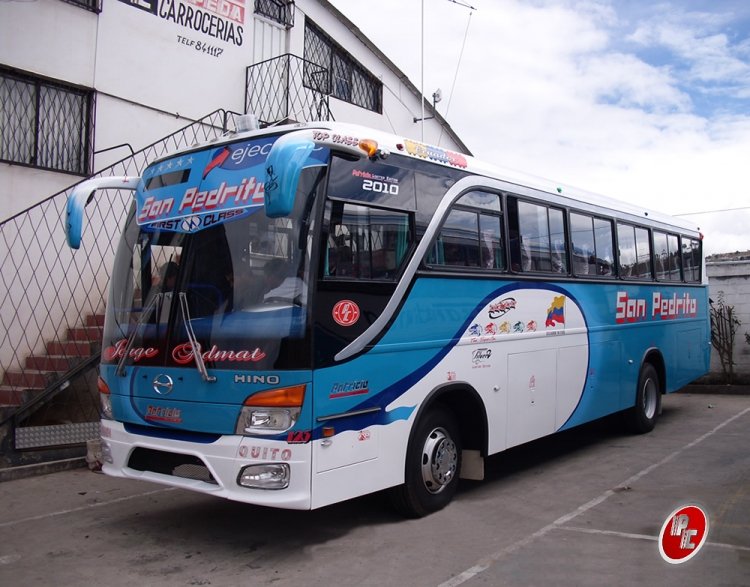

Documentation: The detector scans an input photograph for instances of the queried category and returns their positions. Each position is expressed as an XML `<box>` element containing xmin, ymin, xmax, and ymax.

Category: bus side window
<box><xmin>654</xmin><ymin>232</ymin><xmax>682</xmax><ymax>281</ymax></box>
<box><xmin>480</xmin><ymin>214</ymin><xmax>504</xmax><ymax>270</ymax></box>
<box><xmin>571</xmin><ymin>212</ymin><xmax>615</xmax><ymax>277</ymax></box>
<box><xmin>323</xmin><ymin>201</ymin><xmax>411</xmax><ymax>280</ymax></box>
<box><xmin>618</xmin><ymin>223</ymin><xmax>652</xmax><ymax>279</ymax></box>
<box><xmin>428</xmin><ymin>191</ymin><xmax>504</xmax><ymax>271</ymax></box>
<box><xmin>666</xmin><ymin>233</ymin><xmax>681</xmax><ymax>281</ymax></box>
<box><xmin>653</xmin><ymin>231</ymin><xmax>668</xmax><ymax>279</ymax></box>
<box><xmin>682</xmin><ymin>237</ymin><xmax>701</xmax><ymax>282</ymax></box>
<box><xmin>509</xmin><ymin>229</ymin><xmax>531</xmax><ymax>271</ymax></box>
<box><xmin>327</xmin><ymin>232</ymin><xmax>354</xmax><ymax>277</ymax></box>
<box><xmin>442</xmin><ymin>209</ymin><xmax>479</xmax><ymax>267</ymax></box>
<box><xmin>634</xmin><ymin>226</ymin><xmax>652</xmax><ymax>278</ymax></box>
<box><xmin>571</xmin><ymin>212</ymin><xmax>594</xmax><ymax>276</ymax></box>
<box><xmin>593</xmin><ymin>217</ymin><xmax>615</xmax><ymax>276</ymax></box>
<box><xmin>617</xmin><ymin>224</ymin><xmax>636</xmax><ymax>277</ymax></box>
<box><xmin>509</xmin><ymin>197</ymin><xmax>567</xmax><ymax>274</ymax></box>
<box><xmin>549</xmin><ymin>209</ymin><xmax>567</xmax><ymax>273</ymax></box>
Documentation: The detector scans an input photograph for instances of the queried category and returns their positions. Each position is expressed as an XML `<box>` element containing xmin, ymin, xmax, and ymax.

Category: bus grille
<box><xmin>128</xmin><ymin>448</ymin><xmax>218</xmax><ymax>485</ymax></box>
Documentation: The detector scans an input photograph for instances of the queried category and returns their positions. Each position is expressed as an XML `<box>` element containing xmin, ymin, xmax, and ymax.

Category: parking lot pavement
<box><xmin>439</xmin><ymin>391</ymin><xmax>750</xmax><ymax>587</ymax></box>
<box><xmin>0</xmin><ymin>391</ymin><xmax>748</xmax><ymax>586</ymax></box>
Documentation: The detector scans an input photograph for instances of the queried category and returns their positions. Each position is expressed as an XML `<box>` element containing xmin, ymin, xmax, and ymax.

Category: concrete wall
<box><xmin>707</xmin><ymin>260</ymin><xmax>750</xmax><ymax>378</ymax></box>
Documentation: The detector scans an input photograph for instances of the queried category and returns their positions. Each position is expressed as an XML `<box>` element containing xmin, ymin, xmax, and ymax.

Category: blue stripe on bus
<box><xmin>309</xmin><ymin>281</ymin><xmax>590</xmax><ymax>439</ymax></box>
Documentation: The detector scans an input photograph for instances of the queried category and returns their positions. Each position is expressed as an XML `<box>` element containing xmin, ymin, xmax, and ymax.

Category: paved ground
<box><xmin>0</xmin><ymin>391</ymin><xmax>748</xmax><ymax>586</ymax></box>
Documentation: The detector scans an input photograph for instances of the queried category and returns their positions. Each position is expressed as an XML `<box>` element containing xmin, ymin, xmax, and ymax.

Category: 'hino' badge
<box><xmin>153</xmin><ymin>374</ymin><xmax>174</xmax><ymax>395</ymax></box>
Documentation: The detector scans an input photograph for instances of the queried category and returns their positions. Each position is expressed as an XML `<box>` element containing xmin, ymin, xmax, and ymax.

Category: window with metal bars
<box><xmin>254</xmin><ymin>0</ymin><xmax>294</xmax><ymax>28</ymax></box>
<box><xmin>60</xmin><ymin>0</ymin><xmax>102</xmax><ymax>13</ymax></box>
<box><xmin>304</xmin><ymin>19</ymin><xmax>382</xmax><ymax>113</ymax></box>
<box><xmin>0</xmin><ymin>68</ymin><xmax>95</xmax><ymax>175</ymax></box>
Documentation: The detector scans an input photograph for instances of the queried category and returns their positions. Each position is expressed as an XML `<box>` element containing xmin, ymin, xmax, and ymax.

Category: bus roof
<box><xmin>153</xmin><ymin>120</ymin><xmax>701</xmax><ymax>236</ymax></box>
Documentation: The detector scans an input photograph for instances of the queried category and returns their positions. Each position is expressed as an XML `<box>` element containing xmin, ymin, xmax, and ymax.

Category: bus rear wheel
<box><xmin>389</xmin><ymin>407</ymin><xmax>462</xmax><ymax>518</ymax></box>
<box><xmin>624</xmin><ymin>363</ymin><xmax>661</xmax><ymax>434</ymax></box>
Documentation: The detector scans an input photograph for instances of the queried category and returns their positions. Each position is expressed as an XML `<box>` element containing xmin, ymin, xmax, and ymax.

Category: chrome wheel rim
<box><xmin>421</xmin><ymin>427</ymin><xmax>458</xmax><ymax>494</ymax></box>
<box><xmin>643</xmin><ymin>377</ymin><xmax>658</xmax><ymax>420</ymax></box>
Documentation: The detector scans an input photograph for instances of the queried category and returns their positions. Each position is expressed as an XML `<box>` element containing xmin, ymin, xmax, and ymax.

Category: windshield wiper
<box><xmin>178</xmin><ymin>292</ymin><xmax>217</xmax><ymax>383</ymax></box>
<box><xmin>116</xmin><ymin>293</ymin><xmax>162</xmax><ymax>377</ymax></box>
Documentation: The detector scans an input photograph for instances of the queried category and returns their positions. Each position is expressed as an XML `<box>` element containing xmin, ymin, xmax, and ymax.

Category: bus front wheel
<box><xmin>624</xmin><ymin>363</ymin><xmax>661</xmax><ymax>434</ymax></box>
<box><xmin>389</xmin><ymin>407</ymin><xmax>462</xmax><ymax>518</ymax></box>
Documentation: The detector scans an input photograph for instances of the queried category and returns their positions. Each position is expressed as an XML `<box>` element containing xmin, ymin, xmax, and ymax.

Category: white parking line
<box><xmin>557</xmin><ymin>525</ymin><xmax>750</xmax><ymax>552</ymax></box>
<box><xmin>0</xmin><ymin>487</ymin><xmax>174</xmax><ymax>529</ymax></box>
<box><xmin>437</xmin><ymin>405</ymin><xmax>750</xmax><ymax>587</ymax></box>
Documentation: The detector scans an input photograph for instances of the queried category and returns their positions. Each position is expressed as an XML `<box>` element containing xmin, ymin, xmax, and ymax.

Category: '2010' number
<box><xmin>363</xmin><ymin>179</ymin><xmax>399</xmax><ymax>195</ymax></box>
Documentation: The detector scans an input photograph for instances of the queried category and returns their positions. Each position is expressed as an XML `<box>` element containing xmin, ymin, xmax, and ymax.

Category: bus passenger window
<box><xmin>323</xmin><ymin>201</ymin><xmax>411</xmax><ymax>280</ymax></box>
<box><xmin>480</xmin><ymin>214</ymin><xmax>504</xmax><ymax>270</ymax></box>
<box><xmin>666</xmin><ymin>233</ymin><xmax>681</xmax><ymax>281</ymax></box>
<box><xmin>593</xmin><ymin>217</ymin><xmax>615</xmax><ymax>276</ymax></box>
<box><xmin>428</xmin><ymin>191</ymin><xmax>504</xmax><ymax>271</ymax></box>
<box><xmin>508</xmin><ymin>198</ymin><xmax>567</xmax><ymax>274</ymax></box>
<box><xmin>617</xmin><ymin>224</ymin><xmax>636</xmax><ymax>277</ymax></box>
<box><xmin>682</xmin><ymin>237</ymin><xmax>701</xmax><ymax>282</ymax></box>
<box><xmin>571</xmin><ymin>212</ymin><xmax>594</xmax><ymax>275</ymax></box>
<box><xmin>653</xmin><ymin>231</ymin><xmax>682</xmax><ymax>281</ymax></box>
<box><xmin>653</xmin><ymin>231</ymin><xmax>668</xmax><ymax>279</ymax></box>
<box><xmin>571</xmin><ymin>213</ymin><xmax>615</xmax><ymax>277</ymax></box>
<box><xmin>549</xmin><ymin>209</ymin><xmax>567</xmax><ymax>273</ymax></box>
<box><xmin>441</xmin><ymin>209</ymin><xmax>479</xmax><ymax>267</ymax></box>
<box><xmin>509</xmin><ymin>229</ymin><xmax>532</xmax><ymax>271</ymax></box>
<box><xmin>618</xmin><ymin>223</ymin><xmax>652</xmax><ymax>279</ymax></box>
<box><xmin>634</xmin><ymin>227</ymin><xmax>652</xmax><ymax>278</ymax></box>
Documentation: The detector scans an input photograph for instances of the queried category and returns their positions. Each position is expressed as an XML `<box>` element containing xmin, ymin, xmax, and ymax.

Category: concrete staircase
<box><xmin>0</xmin><ymin>314</ymin><xmax>104</xmax><ymax>407</ymax></box>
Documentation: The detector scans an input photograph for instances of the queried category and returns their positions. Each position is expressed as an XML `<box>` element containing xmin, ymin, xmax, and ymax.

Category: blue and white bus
<box><xmin>67</xmin><ymin>120</ymin><xmax>710</xmax><ymax>517</ymax></box>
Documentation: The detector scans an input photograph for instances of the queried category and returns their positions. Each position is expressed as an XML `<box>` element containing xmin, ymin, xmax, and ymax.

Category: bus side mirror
<box><xmin>66</xmin><ymin>187</ymin><xmax>94</xmax><ymax>249</ymax></box>
<box><xmin>264</xmin><ymin>135</ymin><xmax>314</xmax><ymax>218</ymax></box>
<box><xmin>65</xmin><ymin>177</ymin><xmax>141</xmax><ymax>249</ymax></box>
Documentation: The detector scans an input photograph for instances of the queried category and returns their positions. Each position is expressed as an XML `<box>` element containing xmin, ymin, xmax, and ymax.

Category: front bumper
<box><xmin>99</xmin><ymin>420</ymin><xmax>312</xmax><ymax>509</ymax></box>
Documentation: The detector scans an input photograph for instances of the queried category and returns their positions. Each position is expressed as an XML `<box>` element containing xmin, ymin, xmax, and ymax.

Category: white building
<box><xmin>706</xmin><ymin>254</ymin><xmax>750</xmax><ymax>383</ymax></box>
<box><xmin>0</xmin><ymin>0</ymin><xmax>470</xmax><ymax>437</ymax></box>
<box><xmin>0</xmin><ymin>0</ymin><xmax>470</xmax><ymax>220</ymax></box>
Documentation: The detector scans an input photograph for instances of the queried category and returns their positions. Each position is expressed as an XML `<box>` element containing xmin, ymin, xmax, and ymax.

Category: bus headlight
<box><xmin>238</xmin><ymin>464</ymin><xmax>290</xmax><ymax>489</ymax></box>
<box><xmin>98</xmin><ymin>376</ymin><xmax>113</xmax><ymax>420</ymax></box>
<box><xmin>235</xmin><ymin>384</ymin><xmax>305</xmax><ymax>435</ymax></box>
<box><xmin>100</xmin><ymin>394</ymin><xmax>113</xmax><ymax>420</ymax></box>
<box><xmin>236</xmin><ymin>407</ymin><xmax>300</xmax><ymax>434</ymax></box>
<box><xmin>100</xmin><ymin>440</ymin><xmax>113</xmax><ymax>464</ymax></box>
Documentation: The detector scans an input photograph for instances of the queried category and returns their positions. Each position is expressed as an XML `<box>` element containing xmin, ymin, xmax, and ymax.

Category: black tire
<box><xmin>624</xmin><ymin>363</ymin><xmax>661</xmax><ymax>434</ymax></box>
<box><xmin>389</xmin><ymin>407</ymin><xmax>462</xmax><ymax>518</ymax></box>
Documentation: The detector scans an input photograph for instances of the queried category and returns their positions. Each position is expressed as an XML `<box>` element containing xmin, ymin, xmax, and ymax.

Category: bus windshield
<box><xmin>102</xmin><ymin>163</ymin><xmax>326</xmax><ymax>373</ymax></box>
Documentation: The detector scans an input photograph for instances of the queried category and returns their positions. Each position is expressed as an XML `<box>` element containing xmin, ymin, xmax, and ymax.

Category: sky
<box><xmin>328</xmin><ymin>0</ymin><xmax>750</xmax><ymax>255</ymax></box>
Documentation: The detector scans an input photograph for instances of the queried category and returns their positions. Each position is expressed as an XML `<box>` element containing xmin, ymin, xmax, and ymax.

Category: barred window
<box><xmin>0</xmin><ymin>68</ymin><xmax>95</xmax><ymax>175</ymax></box>
<box><xmin>254</xmin><ymin>0</ymin><xmax>294</xmax><ymax>28</ymax></box>
<box><xmin>61</xmin><ymin>0</ymin><xmax>102</xmax><ymax>13</ymax></box>
<box><xmin>304</xmin><ymin>19</ymin><xmax>382</xmax><ymax>113</ymax></box>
